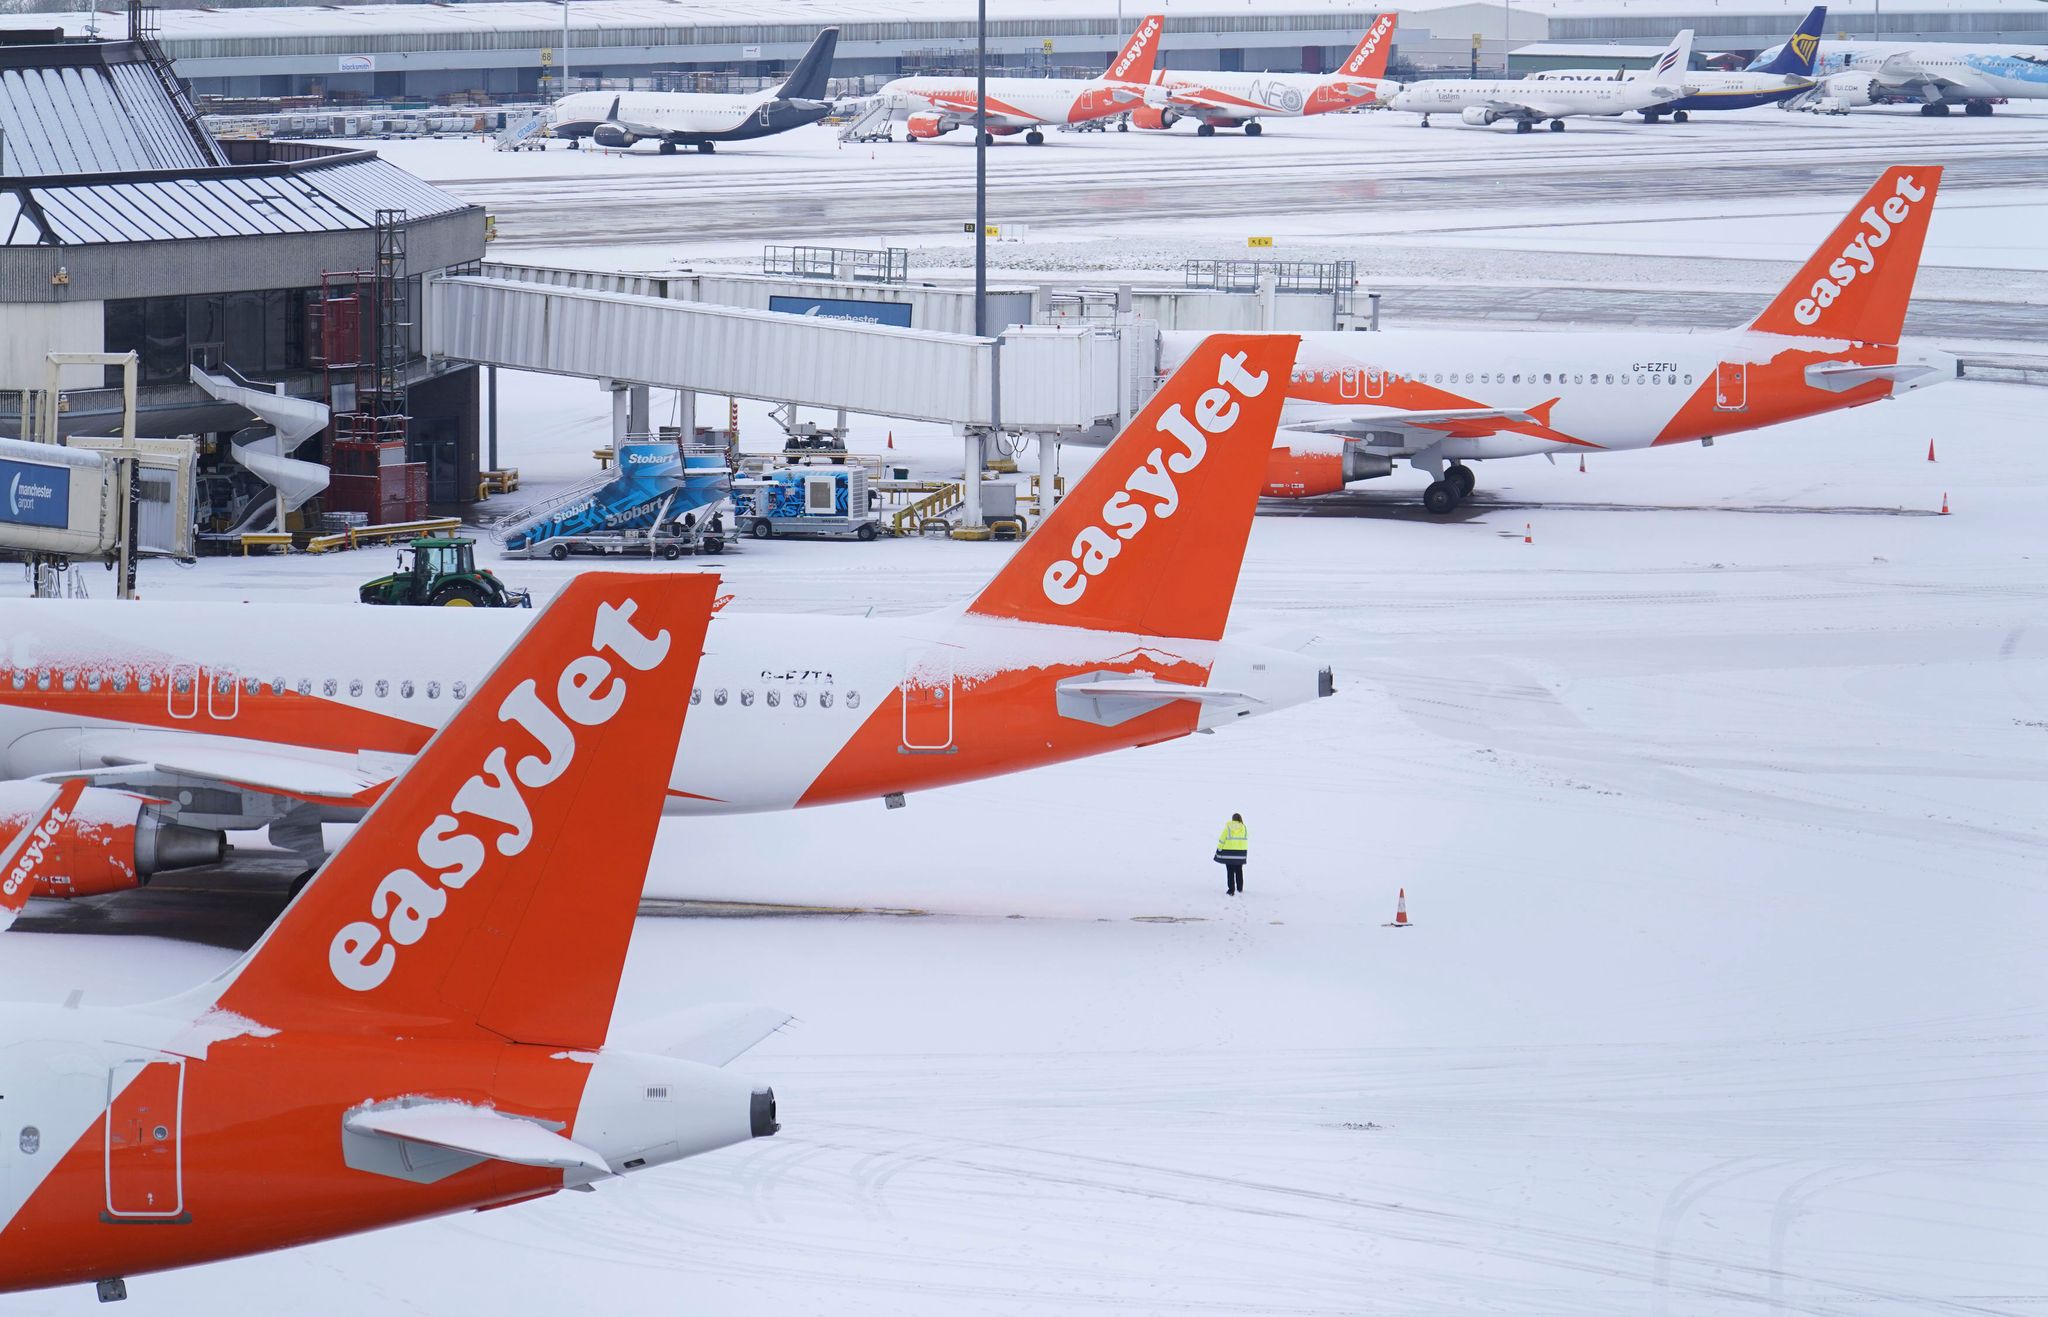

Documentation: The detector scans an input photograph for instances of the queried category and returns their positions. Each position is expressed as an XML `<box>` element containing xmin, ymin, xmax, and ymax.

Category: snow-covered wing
<box><xmin>1056</xmin><ymin>674</ymin><xmax>1260</xmax><ymax>728</ymax></box>
<box><xmin>1287</xmin><ymin>405</ymin><xmax>1549</xmax><ymax>442</ymax></box>
<box><xmin>92</xmin><ymin>740</ymin><xmax>394</xmax><ymax>805</ymax></box>
<box><xmin>344</xmin><ymin>1103</ymin><xmax>613</xmax><ymax>1174</ymax></box>
<box><xmin>610</xmin><ymin>1003</ymin><xmax>793</xmax><ymax>1067</ymax></box>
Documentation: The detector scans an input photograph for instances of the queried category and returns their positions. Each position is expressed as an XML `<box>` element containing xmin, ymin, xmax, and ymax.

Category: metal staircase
<box><xmin>837</xmin><ymin>96</ymin><xmax>897</xmax><ymax>143</ymax></box>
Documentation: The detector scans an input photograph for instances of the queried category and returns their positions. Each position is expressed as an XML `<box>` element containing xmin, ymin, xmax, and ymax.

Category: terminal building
<box><xmin>1</xmin><ymin>10</ymin><xmax>487</xmax><ymax>532</ymax></box>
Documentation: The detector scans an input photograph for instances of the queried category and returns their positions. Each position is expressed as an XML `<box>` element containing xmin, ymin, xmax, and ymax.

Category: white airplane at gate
<box><xmin>0</xmin><ymin>335</ymin><xmax>1328</xmax><ymax>903</ymax></box>
<box><xmin>1389</xmin><ymin>29</ymin><xmax>1694</xmax><ymax>131</ymax></box>
<box><xmin>1159</xmin><ymin>168</ymin><xmax>1955</xmax><ymax>514</ymax></box>
<box><xmin>874</xmin><ymin>13</ymin><xmax>1166</xmax><ymax>142</ymax></box>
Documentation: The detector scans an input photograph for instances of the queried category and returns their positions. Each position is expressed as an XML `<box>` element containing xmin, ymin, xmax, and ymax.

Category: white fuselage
<box><xmin>1390</xmin><ymin>75</ymin><xmax>1675</xmax><ymax>120</ymax></box>
<box><xmin>1155</xmin><ymin>68</ymin><xmax>1391</xmax><ymax>121</ymax></box>
<box><xmin>554</xmin><ymin>90</ymin><xmax>768</xmax><ymax>138</ymax></box>
<box><xmin>0</xmin><ymin>600</ymin><xmax>1324</xmax><ymax>827</ymax></box>
<box><xmin>1786</xmin><ymin>41</ymin><xmax>2048</xmax><ymax>102</ymax></box>
<box><xmin>877</xmin><ymin>76</ymin><xmax>1148</xmax><ymax>131</ymax></box>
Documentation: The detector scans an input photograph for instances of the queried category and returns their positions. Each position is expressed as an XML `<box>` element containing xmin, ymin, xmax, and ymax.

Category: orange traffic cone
<box><xmin>1384</xmin><ymin>888</ymin><xmax>1412</xmax><ymax>928</ymax></box>
<box><xmin>1927</xmin><ymin>439</ymin><xmax>1937</xmax><ymax>462</ymax></box>
<box><xmin>887</xmin><ymin>430</ymin><xmax>895</xmax><ymax>450</ymax></box>
<box><xmin>1940</xmin><ymin>491</ymin><xmax>1950</xmax><ymax>515</ymax></box>
<box><xmin>1523</xmin><ymin>522</ymin><xmax>1533</xmax><ymax>545</ymax></box>
<box><xmin>1578</xmin><ymin>454</ymin><xmax>1586</xmax><ymax>474</ymax></box>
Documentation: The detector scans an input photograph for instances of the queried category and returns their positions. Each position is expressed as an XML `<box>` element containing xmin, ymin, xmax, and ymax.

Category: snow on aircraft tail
<box><xmin>1747</xmin><ymin>165</ymin><xmax>1942</xmax><ymax>344</ymax></box>
<box><xmin>966</xmin><ymin>333</ymin><xmax>1298</xmax><ymax>643</ymax></box>
<box><xmin>1631</xmin><ymin>28</ymin><xmax>1694</xmax><ymax>84</ymax></box>
<box><xmin>0</xmin><ymin>779</ymin><xmax>84</xmax><ymax>932</ymax></box>
<box><xmin>1105</xmin><ymin>14</ymin><xmax>1166</xmax><ymax>85</ymax></box>
<box><xmin>1340</xmin><ymin>14</ymin><xmax>1399</xmax><ymax>79</ymax></box>
<box><xmin>210</xmin><ymin>573</ymin><xmax>719</xmax><ymax>1047</ymax></box>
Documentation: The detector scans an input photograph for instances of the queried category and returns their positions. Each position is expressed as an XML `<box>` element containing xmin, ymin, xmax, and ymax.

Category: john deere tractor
<box><xmin>359</xmin><ymin>536</ymin><xmax>531</xmax><ymax>608</ymax></box>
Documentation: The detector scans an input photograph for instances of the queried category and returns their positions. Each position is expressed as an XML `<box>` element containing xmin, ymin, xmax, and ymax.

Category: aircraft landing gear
<box><xmin>1641</xmin><ymin>110</ymin><xmax>1661</xmax><ymax>122</ymax></box>
<box><xmin>1422</xmin><ymin>481</ymin><xmax>1458</xmax><ymax>515</ymax></box>
<box><xmin>1672</xmin><ymin>109</ymin><xmax>1690</xmax><ymax>122</ymax></box>
<box><xmin>1448</xmin><ymin>464</ymin><xmax>1476</xmax><ymax>500</ymax></box>
<box><xmin>1418</xmin><ymin>114</ymin><xmax>1431</xmax><ymax>127</ymax></box>
<box><xmin>1516</xmin><ymin>120</ymin><xmax>1533</xmax><ymax>133</ymax></box>
<box><xmin>697</xmin><ymin>141</ymin><xmax>715</xmax><ymax>152</ymax></box>
<box><xmin>1965</xmin><ymin>100</ymin><xmax>1993</xmax><ymax>116</ymax></box>
<box><xmin>1244</xmin><ymin>119</ymin><xmax>1263</xmax><ymax>136</ymax></box>
<box><xmin>659</xmin><ymin>141</ymin><xmax>677</xmax><ymax>154</ymax></box>
<box><xmin>1197</xmin><ymin>122</ymin><xmax>1217</xmax><ymax>137</ymax></box>
<box><xmin>1920</xmin><ymin>102</ymin><xmax>1951</xmax><ymax>115</ymax></box>
<box><xmin>981</xmin><ymin>131</ymin><xmax>996</xmax><ymax>145</ymax></box>
<box><xmin>1548</xmin><ymin>119</ymin><xmax>1566</xmax><ymax>131</ymax></box>
<box><xmin>1026</xmin><ymin>129</ymin><xmax>1045</xmax><ymax>145</ymax></box>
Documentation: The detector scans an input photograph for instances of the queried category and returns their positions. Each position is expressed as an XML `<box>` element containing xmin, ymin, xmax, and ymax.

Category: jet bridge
<box><xmin>423</xmin><ymin>269</ymin><xmax>1139</xmax><ymax>433</ymax></box>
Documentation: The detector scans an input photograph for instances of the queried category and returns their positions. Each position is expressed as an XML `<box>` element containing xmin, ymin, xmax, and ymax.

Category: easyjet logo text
<box><xmin>327</xmin><ymin>601</ymin><xmax>672</xmax><ymax>992</ymax></box>
<box><xmin>2</xmin><ymin>804</ymin><xmax>69</xmax><ymax>899</ymax></box>
<box><xmin>1345</xmin><ymin>16</ymin><xmax>1395</xmax><ymax>74</ymax></box>
<box><xmin>1041</xmin><ymin>351</ymin><xmax>1269</xmax><ymax>607</ymax></box>
<box><xmin>1794</xmin><ymin>172</ymin><xmax>1926</xmax><ymax>328</ymax></box>
<box><xmin>1113</xmin><ymin>16</ymin><xmax>1162</xmax><ymax>79</ymax></box>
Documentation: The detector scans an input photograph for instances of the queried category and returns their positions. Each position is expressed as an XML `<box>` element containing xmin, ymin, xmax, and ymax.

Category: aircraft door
<box><xmin>167</xmin><ymin>665</ymin><xmax>199</xmax><ymax>720</ymax></box>
<box><xmin>105</xmin><ymin>1057</ymin><xmax>185</xmax><ymax>1221</ymax></box>
<box><xmin>1715</xmin><ymin>361</ymin><xmax>1748</xmax><ymax>412</ymax></box>
<box><xmin>901</xmin><ymin>652</ymin><xmax>956</xmax><ymax>753</ymax></box>
<box><xmin>206</xmin><ymin>669</ymin><xmax>239</xmax><ymax>721</ymax></box>
<box><xmin>1339</xmin><ymin>368</ymin><xmax>1360</xmax><ymax>400</ymax></box>
<box><xmin>1363</xmin><ymin>367</ymin><xmax>1385</xmax><ymax>400</ymax></box>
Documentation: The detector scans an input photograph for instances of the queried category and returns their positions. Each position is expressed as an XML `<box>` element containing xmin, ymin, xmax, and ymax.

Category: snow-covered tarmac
<box><xmin>3</xmin><ymin>102</ymin><xmax>2045</xmax><ymax>1316</ymax></box>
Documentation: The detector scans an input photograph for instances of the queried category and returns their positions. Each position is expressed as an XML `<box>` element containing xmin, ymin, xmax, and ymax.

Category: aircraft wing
<box><xmin>345</xmin><ymin>1102</ymin><xmax>613</xmax><ymax>1174</ymax></box>
<box><xmin>1486</xmin><ymin>97</ymin><xmax>1574</xmax><ymax>120</ymax></box>
<box><xmin>1286</xmin><ymin>404</ymin><xmax>1555</xmax><ymax>444</ymax></box>
<box><xmin>1804</xmin><ymin>361</ymin><xmax>1947</xmax><ymax>392</ymax></box>
<box><xmin>85</xmin><ymin>738</ymin><xmax>398</xmax><ymax>807</ymax></box>
<box><xmin>1164</xmin><ymin>87</ymin><xmax>1258</xmax><ymax>118</ymax></box>
<box><xmin>609</xmin><ymin>1003</ymin><xmax>793</xmax><ymax>1066</ymax></box>
<box><xmin>1871</xmin><ymin>52</ymin><xmax>1995</xmax><ymax>96</ymax></box>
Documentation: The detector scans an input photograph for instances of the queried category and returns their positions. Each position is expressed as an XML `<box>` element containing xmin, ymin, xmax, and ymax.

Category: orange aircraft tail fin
<box><xmin>211</xmin><ymin>573</ymin><xmax>717</xmax><ymax>1048</ymax></box>
<box><xmin>966</xmin><ymin>333</ymin><xmax>1298</xmax><ymax>642</ymax></box>
<box><xmin>1105</xmin><ymin>13</ymin><xmax>1166</xmax><ymax>84</ymax></box>
<box><xmin>0</xmin><ymin>779</ymin><xmax>86</xmax><ymax>930</ymax></box>
<box><xmin>1747</xmin><ymin>165</ymin><xmax>1941</xmax><ymax>345</ymax></box>
<box><xmin>1340</xmin><ymin>14</ymin><xmax>1399</xmax><ymax>79</ymax></box>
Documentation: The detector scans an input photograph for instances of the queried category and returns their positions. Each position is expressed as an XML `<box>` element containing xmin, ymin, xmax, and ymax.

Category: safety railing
<box><xmin>762</xmin><ymin>245</ymin><xmax>910</xmax><ymax>285</ymax></box>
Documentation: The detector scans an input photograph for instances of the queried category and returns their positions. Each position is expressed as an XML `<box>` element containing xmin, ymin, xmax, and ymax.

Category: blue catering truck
<box><xmin>732</xmin><ymin>466</ymin><xmax>883</xmax><ymax>541</ymax></box>
<box><xmin>495</xmin><ymin>439</ymin><xmax>732</xmax><ymax>560</ymax></box>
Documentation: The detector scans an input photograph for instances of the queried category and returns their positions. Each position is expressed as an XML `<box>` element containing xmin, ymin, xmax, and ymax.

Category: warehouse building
<box><xmin>1</xmin><ymin>11</ymin><xmax>487</xmax><ymax>528</ymax></box>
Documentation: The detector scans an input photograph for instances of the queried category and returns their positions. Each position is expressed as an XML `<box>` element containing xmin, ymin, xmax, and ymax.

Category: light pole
<box><xmin>974</xmin><ymin>0</ymin><xmax>987</xmax><ymax>338</ymax></box>
<box><xmin>560</xmin><ymin>0</ymin><xmax>571</xmax><ymax>97</ymax></box>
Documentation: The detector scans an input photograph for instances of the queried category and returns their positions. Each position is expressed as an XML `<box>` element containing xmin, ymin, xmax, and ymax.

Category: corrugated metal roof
<box><xmin>0</xmin><ymin>58</ymin><xmax>214</xmax><ymax>176</ymax></box>
<box><xmin>3</xmin><ymin>154</ymin><xmax>473</xmax><ymax>247</ymax></box>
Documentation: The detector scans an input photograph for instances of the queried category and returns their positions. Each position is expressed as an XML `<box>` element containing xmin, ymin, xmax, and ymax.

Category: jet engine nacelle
<box><xmin>1820</xmin><ymin>72</ymin><xmax>1877</xmax><ymax>106</ymax></box>
<box><xmin>1461</xmin><ymin>106</ymin><xmax>1503</xmax><ymax>126</ymax></box>
<box><xmin>0</xmin><ymin>780</ymin><xmax>226</xmax><ymax>899</ymax></box>
<box><xmin>906</xmin><ymin>113</ymin><xmax>951</xmax><ymax>139</ymax></box>
<box><xmin>1263</xmin><ymin>435</ymin><xmax>1395</xmax><ymax>498</ymax></box>
<box><xmin>591</xmin><ymin>121</ymin><xmax>638</xmax><ymax>148</ymax></box>
<box><xmin>1132</xmin><ymin>103</ymin><xmax>1178</xmax><ymax>130</ymax></box>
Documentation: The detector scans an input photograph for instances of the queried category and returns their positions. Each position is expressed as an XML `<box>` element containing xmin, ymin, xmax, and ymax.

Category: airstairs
<box><xmin>495</xmin><ymin>109</ymin><xmax>548</xmax><ymax>151</ymax></box>
<box><xmin>837</xmin><ymin>96</ymin><xmax>897</xmax><ymax>143</ymax></box>
<box><xmin>490</xmin><ymin>439</ymin><xmax>732</xmax><ymax>556</ymax></box>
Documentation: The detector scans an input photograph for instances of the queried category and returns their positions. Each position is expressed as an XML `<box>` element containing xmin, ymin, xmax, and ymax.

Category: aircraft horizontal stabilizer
<box><xmin>610</xmin><ymin>1002</ymin><xmax>794</xmax><ymax>1067</ymax></box>
<box><xmin>1804</xmin><ymin>361</ymin><xmax>1947</xmax><ymax>392</ymax></box>
<box><xmin>344</xmin><ymin>1103</ymin><xmax>614</xmax><ymax>1174</ymax></box>
<box><xmin>1056</xmin><ymin>674</ymin><xmax>1258</xmax><ymax>727</ymax></box>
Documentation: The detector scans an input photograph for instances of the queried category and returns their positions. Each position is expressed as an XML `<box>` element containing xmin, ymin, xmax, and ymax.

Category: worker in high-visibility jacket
<box><xmin>1214</xmin><ymin>813</ymin><xmax>1249</xmax><ymax>896</ymax></box>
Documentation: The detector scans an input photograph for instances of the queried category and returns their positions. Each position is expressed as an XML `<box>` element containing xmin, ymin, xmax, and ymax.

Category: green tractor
<box><xmin>358</xmin><ymin>536</ymin><xmax>532</xmax><ymax>609</ymax></box>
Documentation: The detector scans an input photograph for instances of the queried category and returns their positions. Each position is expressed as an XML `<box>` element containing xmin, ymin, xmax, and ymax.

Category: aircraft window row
<box><xmin>689</xmin><ymin>687</ymin><xmax>859</xmax><ymax>710</ymax></box>
<box><xmin>8</xmin><ymin>669</ymin><xmax>468</xmax><ymax>702</ymax></box>
<box><xmin>1291</xmin><ymin>368</ymin><xmax>1694</xmax><ymax>387</ymax></box>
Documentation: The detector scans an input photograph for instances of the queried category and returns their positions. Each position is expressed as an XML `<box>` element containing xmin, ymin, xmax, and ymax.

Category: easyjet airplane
<box><xmin>0</xmin><ymin>334</ymin><xmax>1326</xmax><ymax>900</ymax></box>
<box><xmin>1135</xmin><ymin>14</ymin><xmax>1399</xmax><ymax>137</ymax></box>
<box><xmin>0</xmin><ymin>779</ymin><xmax>83</xmax><ymax>931</ymax></box>
<box><xmin>0</xmin><ymin>571</ymin><xmax>787</xmax><ymax>1300</ymax></box>
<box><xmin>1170</xmin><ymin>167</ymin><xmax>1954</xmax><ymax>513</ymax></box>
<box><xmin>875</xmin><ymin>13</ymin><xmax>1166</xmax><ymax>143</ymax></box>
